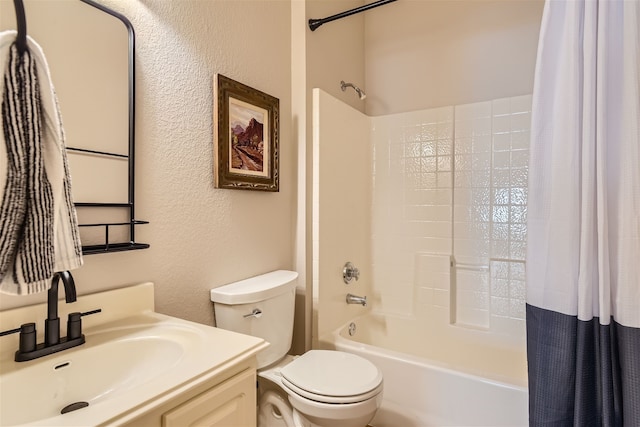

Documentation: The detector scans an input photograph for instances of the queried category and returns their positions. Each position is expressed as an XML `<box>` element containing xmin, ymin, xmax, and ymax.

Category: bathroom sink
<box><xmin>0</xmin><ymin>310</ymin><xmax>267</xmax><ymax>426</ymax></box>
<box><xmin>0</xmin><ymin>322</ymin><xmax>187</xmax><ymax>425</ymax></box>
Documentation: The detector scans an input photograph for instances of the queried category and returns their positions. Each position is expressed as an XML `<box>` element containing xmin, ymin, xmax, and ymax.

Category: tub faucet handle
<box><xmin>343</xmin><ymin>262</ymin><xmax>360</xmax><ymax>284</ymax></box>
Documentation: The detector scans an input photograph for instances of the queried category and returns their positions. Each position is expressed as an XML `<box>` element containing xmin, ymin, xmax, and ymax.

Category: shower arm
<box><xmin>341</xmin><ymin>81</ymin><xmax>367</xmax><ymax>100</ymax></box>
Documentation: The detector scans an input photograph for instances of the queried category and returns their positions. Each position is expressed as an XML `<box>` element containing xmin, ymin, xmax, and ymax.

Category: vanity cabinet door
<box><xmin>162</xmin><ymin>368</ymin><xmax>256</xmax><ymax>427</ymax></box>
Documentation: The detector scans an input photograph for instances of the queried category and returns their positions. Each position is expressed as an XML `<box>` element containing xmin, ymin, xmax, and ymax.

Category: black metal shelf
<box><xmin>75</xmin><ymin>202</ymin><xmax>132</xmax><ymax>208</ymax></box>
<box><xmin>75</xmin><ymin>208</ymin><xmax>149</xmax><ymax>255</ymax></box>
<box><xmin>82</xmin><ymin>242</ymin><xmax>150</xmax><ymax>255</ymax></box>
<box><xmin>78</xmin><ymin>220</ymin><xmax>149</xmax><ymax>228</ymax></box>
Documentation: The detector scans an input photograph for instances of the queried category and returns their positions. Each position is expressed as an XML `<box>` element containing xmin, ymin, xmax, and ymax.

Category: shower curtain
<box><xmin>526</xmin><ymin>0</ymin><xmax>639</xmax><ymax>426</ymax></box>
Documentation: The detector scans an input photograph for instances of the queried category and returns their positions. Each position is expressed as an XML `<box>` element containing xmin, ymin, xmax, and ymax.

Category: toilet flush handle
<box><xmin>243</xmin><ymin>308</ymin><xmax>263</xmax><ymax>319</ymax></box>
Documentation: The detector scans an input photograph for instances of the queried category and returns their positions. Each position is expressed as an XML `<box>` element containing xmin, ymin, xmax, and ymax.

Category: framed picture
<box><xmin>213</xmin><ymin>74</ymin><xmax>279</xmax><ymax>191</ymax></box>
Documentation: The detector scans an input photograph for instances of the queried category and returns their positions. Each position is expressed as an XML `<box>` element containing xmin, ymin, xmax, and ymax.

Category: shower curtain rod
<box><xmin>308</xmin><ymin>0</ymin><xmax>397</xmax><ymax>31</ymax></box>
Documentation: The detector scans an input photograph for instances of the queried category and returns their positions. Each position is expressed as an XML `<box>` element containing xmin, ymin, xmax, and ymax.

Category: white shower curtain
<box><xmin>526</xmin><ymin>0</ymin><xmax>640</xmax><ymax>425</ymax></box>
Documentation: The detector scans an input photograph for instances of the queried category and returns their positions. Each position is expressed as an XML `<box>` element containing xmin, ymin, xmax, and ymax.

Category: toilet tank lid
<box><xmin>210</xmin><ymin>270</ymin><xmax>298</xmax><ymax>305</ymax></box>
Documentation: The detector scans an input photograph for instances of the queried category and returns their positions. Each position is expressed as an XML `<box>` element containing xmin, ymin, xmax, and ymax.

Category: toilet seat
<box><xmin>279</xmin><ymin>350</ymin><xmax>383</xmax><ymax>404</ymax></box>
<box><xmin>281</xmin><ymin>377</ymin><xmax>383</xmax><ymax>404</ymax></box>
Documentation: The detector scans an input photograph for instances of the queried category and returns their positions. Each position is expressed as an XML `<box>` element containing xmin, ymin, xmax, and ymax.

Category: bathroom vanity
<box><xmin>121</xmin><ymin>359</ymin><xmax>257</xmax><ymax>427</ymax></box>
<box><xmin>0</xmin><ymin>283</ymin><xmax>268</xmax><ymax>426</ymax></box>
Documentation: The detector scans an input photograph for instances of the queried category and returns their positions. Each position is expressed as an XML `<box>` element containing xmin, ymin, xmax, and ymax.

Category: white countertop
<box><xmin>0</xmin><ymin>283</ymin><xmax>268</xmax><ymax>426</ymax></box>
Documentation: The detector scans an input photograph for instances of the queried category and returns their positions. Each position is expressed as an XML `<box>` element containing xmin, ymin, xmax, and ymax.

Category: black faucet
<box><xmin>0</xmin><ymin>271</ymin><xmax>103</xmax><ymax>362</ymax></box>
<box><xmin>10</xmin><ymin>271</ymin><xmax>88</xmax><ymax>362</ymax></box>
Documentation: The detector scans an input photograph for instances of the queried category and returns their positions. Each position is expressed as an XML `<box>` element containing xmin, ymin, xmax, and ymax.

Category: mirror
<box><xmin>0</xmin><ymin>0</ymin><xmax>146</xmax><ymax>253</ymax></box>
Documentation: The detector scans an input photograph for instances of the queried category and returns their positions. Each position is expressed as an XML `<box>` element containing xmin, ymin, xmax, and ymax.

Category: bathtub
<box><xmin>320</xmin><ymin>313</ymin><xmax>528</xmax><ymax>427</ymax></box>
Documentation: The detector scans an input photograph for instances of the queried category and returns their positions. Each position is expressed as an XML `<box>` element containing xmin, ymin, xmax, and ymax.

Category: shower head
<box><xmin>340</xmin><ymin>80</ymin><xmax>367</xmax><ymax>100</ymax></box>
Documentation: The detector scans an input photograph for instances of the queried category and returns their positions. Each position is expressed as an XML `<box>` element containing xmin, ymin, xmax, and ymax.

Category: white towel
<box><xmin>0</xmin><ymin>31</ymin><xmax>83</xmax><ymax>295</ymax></box>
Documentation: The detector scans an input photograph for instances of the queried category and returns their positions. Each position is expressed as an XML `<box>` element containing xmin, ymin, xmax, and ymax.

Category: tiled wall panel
<box><xmin>372</xmin><ymin>107</ymin><xmax>454</xmax><ymax>315</ymax></box>
<box><xmin>452</xmin><ymin>95</ymin><xmax>531</xmax><ymax>333</ymax></box>
<box><xmin>371</xmin><ymin>94</ymin><xmax>531</xmax><ymax>340</ymax></box>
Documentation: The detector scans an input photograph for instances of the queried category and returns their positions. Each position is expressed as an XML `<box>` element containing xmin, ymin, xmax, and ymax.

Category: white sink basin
<box><xmin>1</xmin><ymin>328</ymin><xmax>186</xmax><ymax>425</ymax></box>
<box><xmin>0</xmin><ymin>310</ymin><xmax>266</xmax><ymax>426</ymax></box>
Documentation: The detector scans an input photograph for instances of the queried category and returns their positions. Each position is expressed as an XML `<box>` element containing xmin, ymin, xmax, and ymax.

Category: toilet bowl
<box><xmin>259</xmin><ymin>352</ymin><xmax>383</xmax><ymax>427</ymax></box>
<box><xmin>210</xmin><ymin>271</ymin><xmax>383</xmax><ymax>427</ymax></box>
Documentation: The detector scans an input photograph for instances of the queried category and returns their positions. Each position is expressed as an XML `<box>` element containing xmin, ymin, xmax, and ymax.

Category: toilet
<box><xmin>210</xmin><ymin>270</ymin><xmax>383</xmax><ymax>427</ymax></box>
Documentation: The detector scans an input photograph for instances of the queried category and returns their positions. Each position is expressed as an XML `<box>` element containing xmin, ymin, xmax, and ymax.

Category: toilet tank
<box><xmin>210</xmin><ymin>270</ymin><xmax>298</xmax><ymax>369</ymax></box>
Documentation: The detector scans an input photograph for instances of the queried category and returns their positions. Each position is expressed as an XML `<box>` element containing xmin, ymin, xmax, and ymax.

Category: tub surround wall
<box><xmin>371</xmin><ymin>95</ymin><xmax>532</xmax><ymax>345</ymax></box>
<box><xmin>313</xmin><ymin>89</ymin><xmax>371</xmax><ymax>344</ymax></box>
<box><xmin>452</xmin><ymin>97</ymin><xmax>531</xmax><ymax>332</ymax></box>
<box><xmin>372</xmin><ymin>107</ymin><xmax>454</xmax><ymax>315</ymax></box>
<box><xmin>313</xmin><ymin>90</ymin><xmax>530</xmax><ymax>346</ymax></box>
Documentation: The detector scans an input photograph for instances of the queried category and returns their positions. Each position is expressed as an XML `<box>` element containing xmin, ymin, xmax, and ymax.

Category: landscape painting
<box><xmin>213</xmin><ymin>74</ymin><xmax>279</xmax><ymax>192</ymax></box>
<box><xmin>228</xmin><ymin>97</ymin><xmax>269</xmax><ymax>177</ymax></box>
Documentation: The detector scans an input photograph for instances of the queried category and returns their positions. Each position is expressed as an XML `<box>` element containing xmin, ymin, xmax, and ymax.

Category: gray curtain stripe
<box><xmin>616</xmin><ymin>322</ymin><xmax>640</xmax><ymax>424</ymax></box>
<box><xmin>526</xmin><ymin>304</ymin><xmax>640</xmax><ymax>427</ymax></box>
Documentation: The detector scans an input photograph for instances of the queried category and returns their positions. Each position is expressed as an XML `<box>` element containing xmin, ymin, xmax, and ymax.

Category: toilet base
<box><xmin>286</xmin><ymin>390</ymin><xmax>382</xmax><ymax>427</ymax></box>
<box><xmin>258</xmin><ymin>387</ymin><xmax>379</xmax><ymax>427</ymax></box>
<box><xmin>258</xmin><ymin>391</ymin><xmax>295</xmax><ymax>427</ymax></box>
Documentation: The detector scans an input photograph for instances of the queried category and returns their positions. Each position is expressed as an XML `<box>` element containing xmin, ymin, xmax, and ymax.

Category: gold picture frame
<box><xmin>213</xmin><ymin>74</ymin><xmax>279</xmax><ymax>191</ymax></box>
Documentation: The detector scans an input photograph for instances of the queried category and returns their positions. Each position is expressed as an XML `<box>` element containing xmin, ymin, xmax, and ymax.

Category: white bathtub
<box><xmin>320</xmin><ymin>313</ymin><xmax>528</xmax><ymax>427</ymax></box>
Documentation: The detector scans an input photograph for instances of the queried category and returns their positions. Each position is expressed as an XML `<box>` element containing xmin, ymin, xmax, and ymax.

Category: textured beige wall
<box><xmin>364</xmin><ymin>0</ymin><xmax>544</xmax><ymax>115</ymax></box>
<box><xmin>0</xmin><ymin>0</ymin><xmax>294</xmax><ymax>328</ymax></box>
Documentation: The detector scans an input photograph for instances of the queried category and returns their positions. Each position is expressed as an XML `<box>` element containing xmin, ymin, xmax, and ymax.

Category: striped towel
<box><xmin>0</xmin><ymin>31</ymin><xmax>82</xmax><ymax>295</ymax></box>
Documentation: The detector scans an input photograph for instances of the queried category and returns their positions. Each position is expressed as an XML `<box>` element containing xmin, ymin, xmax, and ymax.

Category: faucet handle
<box><xmin>1</xmin><ymin>323</ymin><xmax>37</xmax><ymax>354</ymax></box>
<box><xmin>67</xmin><ymin>309</ymin><xmax>102</xmax><ymax>340</ymax></box>
<box><xmin>343</xmin><ymin>262</ymin><xmax>360</xmax><ymax>284</ymax></box>
<box><xmin>19</xmin><ymin>323</ymin><xmax>37</xmax><ymax>353</ymax></box>
<box><xmin>67</xmin><ymin>312</ymin><xmax>82</xmax><ymax>340</ymax></box>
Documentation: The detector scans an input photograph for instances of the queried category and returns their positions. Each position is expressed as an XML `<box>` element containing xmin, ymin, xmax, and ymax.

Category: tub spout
<box><xmin>346</xmin><ymin>293</ymin><xmax>367</xmax><ymax>306</ymax></box>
